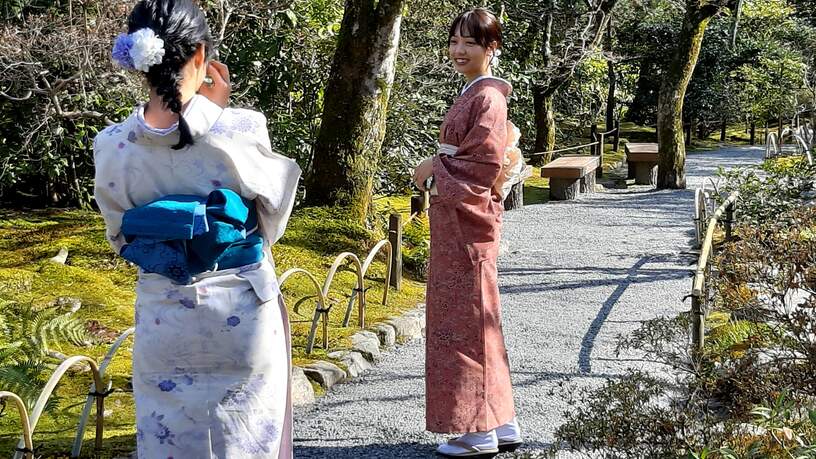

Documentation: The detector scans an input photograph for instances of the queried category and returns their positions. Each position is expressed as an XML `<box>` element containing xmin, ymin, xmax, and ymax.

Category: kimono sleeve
<box><xmin>92</xmin><ymin>136</ymin><xmax>129</xmax><ymax>254</ymax></box>
<box><xmin>228</xmin><ymin>112</ymin><xmax>302</xmax><ymax>245</ymax></box>
<box><xmin>432</xmin><ymin>90</ymin><xmax>507</xmax><ymax>201</ymax></box>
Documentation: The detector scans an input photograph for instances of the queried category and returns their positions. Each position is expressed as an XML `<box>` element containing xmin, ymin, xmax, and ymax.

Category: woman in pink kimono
<box><xmin>412</xmin><ymin>8</ymin><xmax>522</xmax><ymax>458</ymax></box>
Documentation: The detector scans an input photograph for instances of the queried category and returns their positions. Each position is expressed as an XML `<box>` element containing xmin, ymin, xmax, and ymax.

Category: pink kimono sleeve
<box><xmin>432</xmin><ymin>90</ymin><xmax>508</xmax><ymax>263</ymax></box>
<box><xmin>433</xmin><ymin>91</ymin><xmax>507</xmax><ymax>198</ymax></box>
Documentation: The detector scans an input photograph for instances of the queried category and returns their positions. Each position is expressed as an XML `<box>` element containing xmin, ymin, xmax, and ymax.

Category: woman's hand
<box><xmin>198</xmin><ymin>61</ymin><xmax>231</xmax><ymax>108</ymax></box>
<box><xmin>412</xmin><ymin>157</ymin><xmax>434</xmax><ymax>191</ymax></box>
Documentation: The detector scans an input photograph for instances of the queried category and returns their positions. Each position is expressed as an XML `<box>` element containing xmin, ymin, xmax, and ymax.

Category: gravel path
<box><xmin>293</xmin><ymin>146</ymin><xmax>764</xmax><ymax>458</ymax></box>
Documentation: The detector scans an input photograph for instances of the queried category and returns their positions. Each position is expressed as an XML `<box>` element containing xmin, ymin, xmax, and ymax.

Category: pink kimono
<box><xmin>426</xmin><ymin>77</ymin><xmax>516</xmax><ymax>433</ymax></box>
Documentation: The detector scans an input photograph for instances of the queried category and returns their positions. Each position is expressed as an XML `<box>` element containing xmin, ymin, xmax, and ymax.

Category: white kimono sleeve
<box><xmin>93</xmin><ymin>134</ymin><xmax>130</xmax><ymax>254</ymax></box>
<box><xmin>225</xmin><ymin>112</ymin><xmax>301</xmax><ymax>245</ymax></box>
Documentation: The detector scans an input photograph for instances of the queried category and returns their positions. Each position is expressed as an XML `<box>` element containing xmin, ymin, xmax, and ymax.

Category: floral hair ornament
<box><xmin>112</xmin><ymin>28</ymin><xmax>166</xmax><ymax>72</ymax></box>
<box><xmin>490</xmin><ymin>48</ymin><xmax>502</xmax><ymax>68</ymax></box>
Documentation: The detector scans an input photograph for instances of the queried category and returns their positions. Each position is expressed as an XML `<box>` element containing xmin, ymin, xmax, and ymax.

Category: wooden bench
<box><xmin>503</xmin><ymin>165</ymin><xmax>533</xmax><ymax>210</ymax></box>
<box><xmin>539</xmin><ymin>155</ymin><xmax>600</xmax><ymax>200</ymax></box>
<box><xmin>625</xmin><ymin>143</ymin><xmax>658</xmax><ymax>185</ymax></box>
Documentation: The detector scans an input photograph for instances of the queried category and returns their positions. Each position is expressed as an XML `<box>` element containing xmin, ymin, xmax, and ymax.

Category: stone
<box><xmin>291</xmin><ymin>367</ymin><xmax>315</xmax><ymax>406</ymax></box>
<box><xmin>549</xmin><ymin>177</ymin><xmax>580</xmax><ymax>200</ymax></box>
<box><xmin>372</xmin><ymin>323</ymin><xmax>396</xmax><ymax>347</ymax></box>
<box><xmin>386</xmin><ymin>306</ymin><xmax>425</xmax><ymax>343</ymax></box>
<box><xmin>350</xmin><ymin>330</ymin><xmax>381</xmax><ymax>361</ymax></box>
<box><xmin>328</xmin><ymin>350</ymin><xmax>372</xmax><ymax>379</ymax></box>
<box><xmin>54</xmin><ymin>296</ymin><xmax>82</xmax><ymax>313</ymax></box>
<box><xmin>49</xmin><ymin>248</ymin><xmax>68</xmax><ymax>265</ymax></box>
<box><xmin>302</xmin><ymin>361</ymin><xmax>346</xmax><ymax>390</ymax></box>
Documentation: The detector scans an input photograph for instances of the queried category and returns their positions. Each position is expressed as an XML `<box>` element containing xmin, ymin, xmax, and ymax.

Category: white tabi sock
<box><xmin>436</xmin><ymin>430</ymin><xmax>498</xmax><ymax>455</ymax></box>
<box><xmin>496</xmin><ymin>416</ymin><xmax>522</xmax><ymax>442</ymax></box>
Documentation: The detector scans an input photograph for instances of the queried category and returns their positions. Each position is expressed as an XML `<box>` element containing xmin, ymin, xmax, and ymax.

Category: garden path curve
<box><xmin>293</xmin><ymin>146</ymin><xmax>764</xmax><ymax>458</ymax></box>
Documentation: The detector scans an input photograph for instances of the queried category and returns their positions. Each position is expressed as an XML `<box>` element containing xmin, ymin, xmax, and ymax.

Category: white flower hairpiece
<box><xmin>490</xmin><ymin>49</ymin><xmax>502</xmax><ymax>68</ymax></box>
<box><xmin>113</xmin><ymin>28</ymin><xmax>165</xmax><ymax>72</ymax></box>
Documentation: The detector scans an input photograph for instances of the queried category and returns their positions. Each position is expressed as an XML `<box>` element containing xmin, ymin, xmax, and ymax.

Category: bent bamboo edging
<box><xmin>0</xmin><ymin>391</ymin><xmax>33</xmax><ymax>459</ymax></box>
<box><xmin>14</xmin><ymin>355</ymin><xmax>105</xmax><ymax>459</ymax></box>
<box><xmin>71</xmin><ymin>327</ymin><xmax>135</xmax><ymax>458</ymax></box>
<box><xmin>323</xmin><ymin>252</ymin><xmax>365</xmax><ymax>329</ymax></box>
<box><xmin>279</xmin><ymin>268</ymin><xmax>329</xmax><ymax>354</ymax></box>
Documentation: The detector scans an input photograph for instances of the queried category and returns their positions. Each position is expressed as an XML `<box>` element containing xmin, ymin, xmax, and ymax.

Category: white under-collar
<box><xmin>460</xmin><ymin>75</ymin><xmax>513</xmax><ymax>96</ymax></box>
<box><xmin>133</xmin><ymin>94</ymin><xmax>224</xmax><ymax>146</ymax></box>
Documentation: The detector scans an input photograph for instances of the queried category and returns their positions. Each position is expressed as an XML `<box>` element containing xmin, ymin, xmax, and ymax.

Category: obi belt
<box><xmin>120</xmin><ymin>188</ymin><xmax>264</xmax><ymax>284</ymax></box>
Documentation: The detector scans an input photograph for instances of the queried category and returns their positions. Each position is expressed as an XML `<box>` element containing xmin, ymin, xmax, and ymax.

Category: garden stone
<box><xmin>328</xmin><ymin>350</ymin><xmax>372</xmax><ymax>379</ymax></box>
<box><xmin>54</xmin><ymin>296</ymin><xmax>82</xmax><ymax>313</ymax></box>
<box><xmin>49</xmin><ymin>248</ymin><xmax>68</xmax><ymax>264</ymax></box>
<box><xmin>385</xmin><ymin>309</ymin><xmax>424</xmax><ymax>342</ymax></box>
<box><xmin>291</xmin><ymin>367</ymin><xmax>315</xmax><ymax>406</ymax></box>
<box><xmin>372</xmin><ymin>323</ymin><xmax>396</xmax><ymax>347</ymax></box>
<box><xmin>302</xmin><ymin>361</ymin><xmax>346</xmax><ymax>389</ymax></box>
<box><xmin>350</xmin><ymin>330</ymin><xmax>381</xmax><ymax>361</ymax></box>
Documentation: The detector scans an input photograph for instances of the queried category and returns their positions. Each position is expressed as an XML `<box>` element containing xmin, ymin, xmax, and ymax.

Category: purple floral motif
<box><xmin>209</xmin><ymin>121</ymin><xmax>230</xmax><ymax>136</ymax></box>
<box><xmin>178</xmin><ymin>298</ymin><xmax>195</xmax><ymax>309</ymax></box>
<box><xmin>104</xmin><ymin>125</ymin><xmax>122</xmax><ymax>137</ymax></box>
<box><xmin>154</xmin><ymin>317</ymin><xmax>161</xmax><ymax>325</ymax></box>
<box><xmin>158</xmin><ymin>379</ymin><xmax>177</xmax><ymax>392</ymax></box>
<box><xmin>181</xmin><ymin>374</ymin><xmax>194</xmax><ymax>385</ymax></box>
<box><xmin>215</xmin><ymin>162</ymin><xmax>228</xmax><ymax>174</ymax></box>
<box><xmin>232</xmin><ymin>115</ymin><xmax>260</xmax><ymax>133</ymax></box>
<box><xmin>164</xmin><ymin>289</ymin><xmax>183</xmax><ymax>300</ymax></box>
<box><xmin>118</xmin><ymin>142</ymin><xmax>126</xmax><ymax>149</ymax></box>
<box><xmin>236</xmin><ymin>417</ymin><xmax>280</xmax><ymax>454</ymax></box>
<box><xmin>143</xmin><ymin>411</ymin><xmax>175</xmax><ymax>445</ymax></box>
<box><xmin>226</xmin><ymin>316</ymin><xmax>240</xmax><ymax>327</ymax></box>
<box><xmin>211</xmin><ymin>179</ymin><xmax>222</xmax><ymax>187</ymax></box>
<box><xmin>108</xmin><ymin>182</ymin><xmax>116</xmax><ymax>188</ymax></box>
<box><xmin>127</xmin><ymin>131</ymin><xmax>138</xmax><ymax>143</ymax></box>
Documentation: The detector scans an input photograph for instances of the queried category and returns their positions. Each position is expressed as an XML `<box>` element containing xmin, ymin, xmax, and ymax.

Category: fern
<box><xmin>0</xmin><ymin>300</ymin><xmax>90</xmax><ymax>412</ymax></box>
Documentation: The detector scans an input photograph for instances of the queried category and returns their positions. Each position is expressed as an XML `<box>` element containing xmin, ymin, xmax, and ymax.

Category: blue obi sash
<box><xmin>120</xmin><ymin>189</ymin><xmax>264</xmax><ymax>284</ymax></box>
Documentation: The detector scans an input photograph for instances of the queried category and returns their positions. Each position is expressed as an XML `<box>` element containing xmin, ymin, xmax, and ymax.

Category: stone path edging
<box><xmin>291</xmin><ymin>303</ymin><xmax>426</xmax><ymax>406</ymax></box>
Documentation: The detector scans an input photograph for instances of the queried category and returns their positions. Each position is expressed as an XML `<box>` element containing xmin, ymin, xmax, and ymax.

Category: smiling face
<box><xmin>448</xmin><ymin>27</ymin><xmax>495</xmax><ymax>81</ymax></box>
<box><xmin>447</xmin><ymin>9</ymin><xmax>502</xmax><ymax>82</ymax></box>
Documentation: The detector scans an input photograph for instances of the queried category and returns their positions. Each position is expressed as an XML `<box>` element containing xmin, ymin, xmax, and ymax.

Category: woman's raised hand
<box><xmin>198</xmin><ymin>61</ymin><xmax>231</xmax><ymax>108</ymax></box>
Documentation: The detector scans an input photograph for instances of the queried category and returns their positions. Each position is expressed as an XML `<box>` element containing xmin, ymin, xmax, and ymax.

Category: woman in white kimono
<box><xmin>93</xmin><ymin>1</ymin><xmax>300</xmax><ymax>457</ymax></box>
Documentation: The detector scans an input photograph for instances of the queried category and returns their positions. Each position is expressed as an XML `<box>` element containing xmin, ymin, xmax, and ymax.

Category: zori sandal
<box><xmin>497</xmin><ymin>438</ymin><xmax>523</xmax><ymax>452</ymax></box>
<box><xmin>435</xmin><ymin>439</ymin><xmax>500</xmax><ymax>458</ymax></box>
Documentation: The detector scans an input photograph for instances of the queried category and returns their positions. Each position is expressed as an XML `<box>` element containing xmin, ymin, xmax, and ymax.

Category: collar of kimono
<box><xmin>130</xmin><ymin>94</ymin><xmax>225</xmax><ymax>147</ymax></box>
<box><xmin>460</xmin><ymin>75</ymin><xmax>513</xmax><ymax>97</ymax></box>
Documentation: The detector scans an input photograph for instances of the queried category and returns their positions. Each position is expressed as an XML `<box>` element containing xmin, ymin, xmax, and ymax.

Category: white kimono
<box><xmin>93</xmin><ymin>94</ymin><xmax>301</xmax><ymax>459</ymax></box>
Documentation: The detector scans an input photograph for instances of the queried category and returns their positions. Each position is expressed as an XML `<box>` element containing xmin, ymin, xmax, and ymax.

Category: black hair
<box><xmin>128</xmin><ymin>0</ymin><xmax>213</xmax><ymax>150</ymax></box>
<box><xmin>448</xmin><ymin>8</ymin><xmax>503</xmax><ymax>50</ymax></box>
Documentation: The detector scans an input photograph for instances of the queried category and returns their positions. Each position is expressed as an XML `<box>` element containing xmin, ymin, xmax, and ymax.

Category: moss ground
<box><xmin>0</xmin><ymin>200</ymin><xmax>426</xmax><ymax>456</ymax></box>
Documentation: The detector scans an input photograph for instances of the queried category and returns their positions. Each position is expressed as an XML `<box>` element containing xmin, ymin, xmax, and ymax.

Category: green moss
<box><xmin>0</xmin><ymin>203</ymin><xmax>427</xmax><ymax>456</ymax></box>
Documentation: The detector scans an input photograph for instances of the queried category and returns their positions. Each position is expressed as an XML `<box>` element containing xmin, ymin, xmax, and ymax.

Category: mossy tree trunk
<box><xmin>534</xmin><ymin>88</ymin><xmax>556</xmax><ymax>158</ymax></box>
<box><xmin>656</xmin><ymin>0</ymin><xmax>736</xmax><ymax>189</ymax></box>
<box><xmin>533</xmin><ymin>10</ymin><xmax>556</xmax><ymax>161</ymax></box>
<box><xmin>304</xmin><ymin>0</ymin><xmax>406</xmax><ymax>221</ymax></box>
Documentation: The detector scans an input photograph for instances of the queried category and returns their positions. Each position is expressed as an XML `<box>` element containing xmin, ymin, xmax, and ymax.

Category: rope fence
<box><xmin>526</xmin><ymin>121</ymin><xmax>621</xmax><ymax>166</ymax></box>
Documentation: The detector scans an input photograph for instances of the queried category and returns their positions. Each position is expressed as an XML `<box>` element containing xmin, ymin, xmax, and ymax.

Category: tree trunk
<box><xmin>534</xmin><ymin>87</ymin><xmax>556</xmax><ymax>159</ymax></box>
<box><xmin>304</xmin><ymin>0</ymin><xmax>406</xmax><ymax>221</ymax></box>
<box><xmin>605</xmin><ymin>25</ymin><xmax>616</xmax><ymax>131</ymax></box>
<box><xmin>656</xmin><ymin>6</ymin><xmax>715</xmax><ymax>190</ymax></box>
<box><xmin>720</xmin><ymin>120</ymin><xmax>726</xmax><ymax>141</ymax></box>
<box><xmin>606</xmin><ymin>59</ymin><xmax>617</xmax><ymax>132</ymax></box>
<box><xmin>533</xmin><ymin>10</ymin><xmax>556</xmax><ymax>164</ymax></box>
